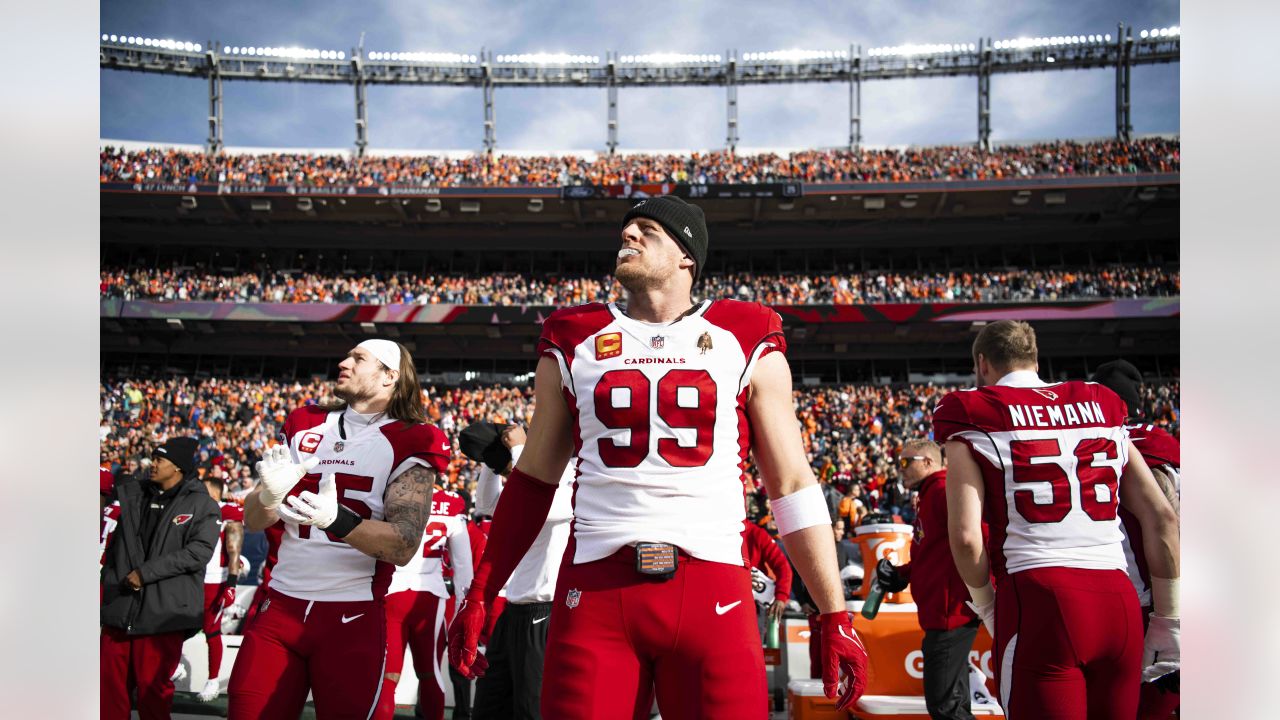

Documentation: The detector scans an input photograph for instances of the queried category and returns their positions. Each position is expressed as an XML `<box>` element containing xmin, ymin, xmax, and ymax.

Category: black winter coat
<box><xmin>101</xmin><ymin>476</ymin><xmax>219</xmax><ymax>635</ymax></box>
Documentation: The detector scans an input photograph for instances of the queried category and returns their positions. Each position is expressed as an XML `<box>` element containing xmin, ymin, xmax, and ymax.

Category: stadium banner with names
<box><xmin>561</xmin><ymin>182</ymin><xmax>803</xmax><ymax>200</ymax></box>
<box><xmin>102</xmin><ymin>298</ymin><xmax>1179</xmax><ymax>325</ymax></box>
<box><xmin>101</xmin><ymin>173</ymin><xmax>1176</xmax><ymax>199</ymax></box>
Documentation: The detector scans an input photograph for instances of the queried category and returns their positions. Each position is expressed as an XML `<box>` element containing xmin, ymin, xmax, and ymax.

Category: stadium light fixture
<box><xmin>1140</xmin><ymin>30</ymin><xmax>1149</xmax><ymax>38</ymax></box>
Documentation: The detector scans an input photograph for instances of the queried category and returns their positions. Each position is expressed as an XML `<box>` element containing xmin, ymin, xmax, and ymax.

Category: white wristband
<box><xmin>1151</xmin><ymin>576</ymin><xmax>1179</xmax><ymax>618</ymax></box>
<box><xmin>771</xmin><ymin>484</ymin><xmax>832</xmax><ymax>536</ymax></box>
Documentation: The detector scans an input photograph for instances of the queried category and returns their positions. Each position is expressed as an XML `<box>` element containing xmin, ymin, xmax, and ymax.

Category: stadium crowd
<box><xmin>100</xmin><ymin>266</ymin><xmax>1179</xmax><ymax>305</ymax></box>
<box><xmin>100</xmin><ymin>137</ymin><xmax>1179</xmax><ymax>188</ymax></box>
<box><xmin>100</xmin><ymin>376</ymin><xmax>1180</xmax><ymax>524</ymax></box>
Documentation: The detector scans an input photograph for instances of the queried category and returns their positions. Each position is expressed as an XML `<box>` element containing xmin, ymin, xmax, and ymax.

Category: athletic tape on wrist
<box><xmin>965</xmin><ymin>582</ymin><xmax>995</xmax><ymax>608</ymax></box>
<box><xmin>1151</xmin><ymin>576</ymin><xmax>1179</xmax><ymax>618</ymax></box>
<box><xmin>771</xmin><ymin>484</ymin><xmax>831</xmax><ymax>536</ymax></box>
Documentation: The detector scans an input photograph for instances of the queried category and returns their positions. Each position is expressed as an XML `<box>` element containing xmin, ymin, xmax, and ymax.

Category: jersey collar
<box><xmin>995</xmin><ymin>369</ymin><xmax>1049</xmax><ymax>388</ymax></box>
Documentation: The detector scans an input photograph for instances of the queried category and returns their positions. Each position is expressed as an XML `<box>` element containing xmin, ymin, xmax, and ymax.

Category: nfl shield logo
<box><xmin>566</xmin><ymin>588</ymin><xmax>582</xmax><ymax>609</ymax></box>
<box><xmin>650</xmin><ymin>335</ymin><xmax>665</xmax><ymax>350</ymax></box>
<box><xmin>333</xmin><ymin>440</ymin><xmax>345</xmax><ymax>453</ymax></box>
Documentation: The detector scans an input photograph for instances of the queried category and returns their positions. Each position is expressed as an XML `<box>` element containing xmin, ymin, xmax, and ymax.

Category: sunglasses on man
<box><xmin>898</xmin><ymin>455</ymin><xmax>927</xmax><ymax>469</ymax></box>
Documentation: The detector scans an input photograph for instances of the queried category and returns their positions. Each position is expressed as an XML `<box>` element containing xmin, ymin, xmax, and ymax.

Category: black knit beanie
<box><xmin>153</xmin><ymin>436</ymin><xmax>198</xmax><ymax>476</ymax></box>
<box><xmin>1090</xmin><ymin>359</ymin><xmax>1143</xmax><ymax>418</ymax></box>
<box><xmin>622</xmin><ymin>195</ymin><xmax>709</xmax><ymax>281</ymax></box>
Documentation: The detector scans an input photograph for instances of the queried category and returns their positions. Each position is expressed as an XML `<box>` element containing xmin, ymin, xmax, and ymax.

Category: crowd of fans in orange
<box><xmin>100</xmin><ymin>137</ymin><xmax>1178</xmax><ymax>188</ymax></box>
<box><xmin>100</xmin><ymin>265</ymin><xmax>1179</xmax><ymax>305</ymax></box>
<box><xmin>100</xmin><ymin>376</ymin><xmax>1180</xmax><ymax>523</ymax></box>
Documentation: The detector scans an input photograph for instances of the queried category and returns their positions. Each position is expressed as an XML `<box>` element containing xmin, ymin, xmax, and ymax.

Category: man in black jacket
<box><xmin>101</xmin><ymin>436</ymin><xmax>220</xmax><ymax>720</ymax></box>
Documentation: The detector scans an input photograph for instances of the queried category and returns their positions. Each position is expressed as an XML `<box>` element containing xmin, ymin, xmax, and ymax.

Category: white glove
<box><xmin>966</xmin><ymin>594</ymin><xmax>996</xmax><ymax>637</ymax></box>
<box><xmin>277</xmin><ymin>473</ymin><xmax>339</xmax><ymax>529</ymax></box>
<box><xmin>1142</xmin><ymin>614</ymin><xmax>1180</xmax><ymax>682</ymax></box>
<box><xmin>255</xmin><ymin>445</ymin><xmax>319</xmax><ymax>510</ymax></box>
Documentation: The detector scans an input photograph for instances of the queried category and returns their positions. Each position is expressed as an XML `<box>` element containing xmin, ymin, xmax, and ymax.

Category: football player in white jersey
<box><xmin>229</xmin><ymin>340</ymin><xmax>452</xmax><ymax>720</ymax></box>
<box><xmin>939</xmin><ymin>321</ymin><xmax>1180</xmax><ymax>719</ymax></box>
<box><xmin>372</xmin><ymin>487</ymin><xmax>473</xmax><ymax>720</ymax></box>
<box><xmin>449</xmin><ymin>196</ymin><xmax>869</xmax><ymax>719</ymax></box>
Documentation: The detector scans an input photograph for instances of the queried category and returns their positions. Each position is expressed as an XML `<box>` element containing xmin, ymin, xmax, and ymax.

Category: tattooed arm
<box><xmin>341</xmin><ymin>464</ymin><xmax>435</xmax><ymax>566</ymax></box>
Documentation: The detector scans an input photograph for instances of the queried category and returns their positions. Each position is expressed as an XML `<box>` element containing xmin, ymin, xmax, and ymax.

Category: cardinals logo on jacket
<box><xmin>172</xmin><ymin>514</ymin><xmax>193</xmax><ymax>526</ymax></box>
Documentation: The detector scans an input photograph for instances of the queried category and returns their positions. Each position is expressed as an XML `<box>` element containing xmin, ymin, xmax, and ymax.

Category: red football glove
<box><xmin>220</xmin><ymin>583</ymin><xmax>236</xmax><ymax>609</ymax></box>
<box><xmin>447</xmin><ymin>596</ymin><xmax>490</xmax><ymax>679</ymax></box>
<box><xmin>819</xmin><ymin>611</ymin><xmax>869</xmax><ymax>711</ymax></box>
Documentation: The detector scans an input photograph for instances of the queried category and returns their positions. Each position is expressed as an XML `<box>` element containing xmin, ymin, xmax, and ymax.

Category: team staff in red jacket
<box><xmin>877</xmin><ymin>439</ymin><xmax>989</xmax><ymax>720</ymax></box>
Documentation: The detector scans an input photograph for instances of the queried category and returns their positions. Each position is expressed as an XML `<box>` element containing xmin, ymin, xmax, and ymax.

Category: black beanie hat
<box><xmin>459</xmin><ymin>421</ymin><xmax>514</xmax><ymax>473</ymax></box>
<box><xmin>622</xmin><ymin>195</ymin><xmax>709</xmax><ymax>281</ymax></box>
<box><xmin>153</xmin><ymin>436</ymin><xmax>199</xmax><ymax>476</ymax></box>
<box><xmin>1090</xmin><ymin>359</ymin><xmax>1143</xmax><ymax>418</ymax></box>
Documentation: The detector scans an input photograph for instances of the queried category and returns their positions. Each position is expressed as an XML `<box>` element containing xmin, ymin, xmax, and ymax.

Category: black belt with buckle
<box><xmin>634</xmin><ymin>542</ymin><xmax>679</xmax><ymax>580</ymax></box>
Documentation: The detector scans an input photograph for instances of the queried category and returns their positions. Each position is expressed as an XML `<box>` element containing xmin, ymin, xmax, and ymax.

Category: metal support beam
<box><xmin>977</xmin><ymin>37</ymin><xmax>992</xmax><ymax>151</ymax></box>
<box><xmin>607</xmin><ymin>52</ymin><xmax>618</xmax><ymax>154</ymax></box>
<box><xmin>1115</xmin><ymin>24</ymin><xmax>1133</xmax><ymax>141</ymax></box>
<box><xmin>726</xmin><ymin>49</ymin><xmax>739</xmax><ymax>152</ymax></box>
<box><xmin>848</xmin><ymin>44</ymin><xmax>862</xmax><ymax>150</ymax></box>
<box><xmin>482</xmin><ymin>50</ymin><xmax>496</xmax><ymax>152</ymax></box>
<box><xmin>353</xmin><ymin>52</ymin><xmax>368</xmax><ymax>157</ymax></box>
<box><xmin>205</xmin><ymin>45</ymin><xmax>223</xmax><ymax>155</ymax></box>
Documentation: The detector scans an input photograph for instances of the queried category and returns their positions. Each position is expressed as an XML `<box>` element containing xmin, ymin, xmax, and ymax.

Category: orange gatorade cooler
<box><xmin>787</xmin><ymin>679</ymin><xmax>845</xmax><ymax>720</ymax></box>
<box><xmin>853</xmin><ymin>523</ymin><xmax>914</xmax><ymax>604</ymax></box>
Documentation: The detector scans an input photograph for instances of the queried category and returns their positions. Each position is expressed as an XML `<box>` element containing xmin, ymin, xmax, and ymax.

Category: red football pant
<box><xmin>203</xmin><ymin>583</ymin><xmax>226</xmax><ymax>677</ymax></box>
<box><xmin>373</xmin><ymin>590</ymin><xmax>448</xmax><ymax>720</ymax></box>
<box><xmin>994</xmin><ymin>567</ymin><xmax>1142</xmax><ymax>720</ymax></box>
<box><xmin>100</xmin><ymin>626</ymin><xmax>184</xmax><ymax>720</ymax></box>
<box><xmin>227</xmin><ymin>589</ymin><xmax>387</xmax><ymax>720</ymax></box>
<box><xmin>542</xmin><ymin>543</ymin><xmax>767</xmax><ymax>720</ymax></box>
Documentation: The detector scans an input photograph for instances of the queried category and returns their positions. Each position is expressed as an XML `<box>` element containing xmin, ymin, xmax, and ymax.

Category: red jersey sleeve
<box><xmin>930</xmin><ymin>390</ymin><xmax>976</xmax><ymax>443</ymax></box>
<box><xmin>283</xmin><ymin>405</ymin><xmax>329</xmax><ymax>444</ymax></box>
<box><xmin>1130</xmin><ymin>425</ymin><xmax>1180</xmax><ymax>469</ymax></box>
<box><xmin>703</xmin><ymin>299</ymin><xmax>787</xmax><ymax>360</ymax></box>
<box><xmin>380</xmin><ymin>422</ymin><xmax>453</xmax><ymax>476</ymax></box>
<box><xmin>221</xmin><ymin>504</ymin><xmax>245</xmax><ymax>524</ymax></box>
<box><xmin>536</xmin><ymin>303</ymin><xmax>614</xmax><ymax>367</ymax></box>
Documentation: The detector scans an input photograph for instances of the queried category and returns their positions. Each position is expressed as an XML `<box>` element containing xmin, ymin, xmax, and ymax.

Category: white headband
<box><xmin>357</xmin><ymin>339</ymin><xmax>402</xmax><ymax>373</ymax></box>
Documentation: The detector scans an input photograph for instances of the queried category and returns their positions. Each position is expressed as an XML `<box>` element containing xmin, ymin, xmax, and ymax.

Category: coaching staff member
<box><xmin>101</xmin><ymin>436</ymin><xmax>220</xmax><ymax>720</ymax></box>
<box><xmin>876</xmin><ymin>439</ymin><xmax>988</xmax><ymax>720</ymax></box>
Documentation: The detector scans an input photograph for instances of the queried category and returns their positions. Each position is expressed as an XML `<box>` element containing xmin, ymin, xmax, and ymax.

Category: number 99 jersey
<box><xmin>538</xmin><ymin>299</ymin><xmax>785</xmax><ymax>567</ymax></box>
<box><xmin>931</xmin><ymin>372</ymin><xmax>1131</xmax><ymax>581</ymax></box>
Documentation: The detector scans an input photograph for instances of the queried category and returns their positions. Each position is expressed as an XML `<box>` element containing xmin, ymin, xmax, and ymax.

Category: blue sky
<box><xmin>100</xmin><ymin>0</ymin><xmax>1179</xmax><ymax>151</ymax></box>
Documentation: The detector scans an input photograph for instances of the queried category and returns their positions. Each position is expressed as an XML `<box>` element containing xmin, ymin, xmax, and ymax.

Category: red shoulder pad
<box><xmin>283</xmin><ymin>405</ymin><xmax>329</xmax><ymax>443</ymax></box>
<box><xmin>703</xmin><ymin>300</ymin><xmax>787</xmax><ymax>359</ymax></box>
<box><xmin>536</xmin><ymin>303</ymin><xmax>614</xmax><ymax>368</ymax></box>
<box><xmin>1130</xmin><ymin>425</ymin><xmax>1180</xmax><ymax>469</ymax></box>
<box><xmin>380</xmin><ymin>422</ymin><xmax>452</xmax><ymax>475</ymax></box>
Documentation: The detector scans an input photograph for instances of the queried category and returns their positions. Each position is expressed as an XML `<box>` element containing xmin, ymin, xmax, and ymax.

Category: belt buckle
<box><xmin>634</xmin><ymin>542</ymin><xmax>678</xmax><ymax>580</ymax></box>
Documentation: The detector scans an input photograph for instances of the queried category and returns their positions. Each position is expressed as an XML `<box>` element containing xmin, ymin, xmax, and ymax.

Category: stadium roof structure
<box><xmin>100</xmin><ymin>23</ymin><xmax>1179</xmax><ymax>155</ymax></box>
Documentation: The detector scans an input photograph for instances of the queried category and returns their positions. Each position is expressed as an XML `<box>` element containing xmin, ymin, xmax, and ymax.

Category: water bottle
<box><xmin>861</xmin><ymin>579</ymin><xmax>885</xmax><ymax>620</ymax></box>
<box><xmin>765</xmin><ymin>617</ymin><xmax>780</xmax><ymax>649</ymax></box>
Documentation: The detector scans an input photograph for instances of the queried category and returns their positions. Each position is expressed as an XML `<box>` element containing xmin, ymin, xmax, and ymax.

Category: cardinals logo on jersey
<box><xmin>1032</xmin><ymin>388</ymin><xmax>1060</xmax><ymax>401</ymax></box>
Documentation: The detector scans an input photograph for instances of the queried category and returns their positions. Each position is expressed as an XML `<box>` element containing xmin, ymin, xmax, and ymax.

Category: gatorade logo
<box><xmin>906</xmin><ymin>650</ymin><xmax>993</xmax><ymax>679</ymax></box>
